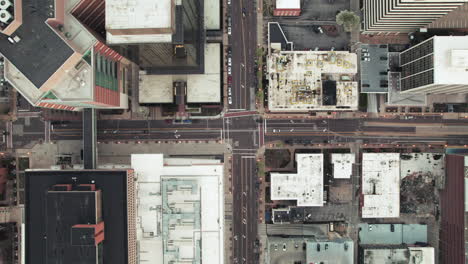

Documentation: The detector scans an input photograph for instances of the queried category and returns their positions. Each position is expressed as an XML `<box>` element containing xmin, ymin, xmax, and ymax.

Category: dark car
<box><xmin>228</xmin><ymin>76</ymin><xmax>232</xmax><ymax>85</ymax></box>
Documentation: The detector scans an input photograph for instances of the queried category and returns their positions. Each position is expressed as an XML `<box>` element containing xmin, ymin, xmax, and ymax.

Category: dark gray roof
<box><xmin>25</xmin><ymin>170</ymin><xmax>129</xmax><ymax>264</ymax></box>
<box><xmin>0</xmin><ymin>0</ymin><xmax>73</xmax><ymax>87</ymax></box>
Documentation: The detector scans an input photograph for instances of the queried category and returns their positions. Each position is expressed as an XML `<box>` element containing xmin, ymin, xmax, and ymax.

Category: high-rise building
<box><xmin>0</xmin><ymin>0</ymin><xmax>134</xmax><ymax>111</ymax></box>
<box><xmin>363</xmin><ymin>0</ymin><xmax>468</xmax><ymax>33</ymax></box>
<box><xmin>106</xmin><ymin>0</ymin><xmax>205</xmax><ymax>74</ymax></box>
<box><xmin>399</xmin><ymin>36</ymin><xmax>468</xmax><ymax>94</ymax></box>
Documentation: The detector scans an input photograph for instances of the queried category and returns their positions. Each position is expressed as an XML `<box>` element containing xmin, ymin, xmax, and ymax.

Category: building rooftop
<box><xmin>432</xmin><ymin>36</ymin><xmax>468</xmax><ymax>85</ymax></box>
<box><xmin>276</xmin><ymin>0</ymin><xmax>300</xmax><ymax>9</ymax></box>
<box><xmin>362</xmin><ymin>247</ymin><xmax>435</xmax><ymax>264</ymax></box>
<box><xmin>360</xmin><ymin>44</ymin><xmax>389</xmax><ymax>93</ymax></box>
<box><xmin>187</xmin><ymin>43</ymin><xmax>221</xmax><ymax>103</ymax></box>
<box><xmin>0</xmin><ymin>0</ymin><xmax>73</xmax><ymax>88</ymax></box>
<box><xmin>388</xmin><ymin>72</ymin><xmax>427</xmax><ymax>106</ymax></box>
<box><xmin>45</xmin><ymin>188</ymin><xmax>101</xmax><ymax>263</ymax></box>
<box><xmin>359</xmin><ymin>223</ymin><xmax>428</xmax><ymax>245</ymax></box>
<box><xmin>139</xmin><ymin>43</ymin><xmax>221</xmax><ymax>104</ymax></box>
<box><xmin>306</xmin><ymin>239</ymin><xmax>354</xmax><ymax>264</ymax></box>
<box><xmin>400</xmin><ymin>153</ymin><xmax>445</xmax><ymax>180</ymax></box>
<box><xmin>131</xmin><ymin>154</ymin><xmax>224</xmax><ymax>264</ymax></box>
<box><xmin>25</xmin><ymin>170</ymin><xmax>133</xmax><ymax>264</ymax></box>
<box><xmin>361</xmin><ymin>153</ymin><xmax>400</xmax><ymax>218</ymax></box>
<box><xmin>271</xmin><ymin>154</ymin><xmax>324</xmax><ymax>206</ymax></box>
<box><xmin>331</xmin><ymin>153</ymin><xmax>355</xmax><ymax>179</ymax></box>
<box><xmin>205</xmin><ymin>0</ymin><xmax>220</xmax><ymax>30</ymax></box>
<box><xmin>267</xmin><ymin>50</ymin><xmax>358</xmax><ymax>111</ymax></box>
<box><xmin>106</xmin><ymin>0</ymin><xmax>173</xmax><ymax>44</ymax></box>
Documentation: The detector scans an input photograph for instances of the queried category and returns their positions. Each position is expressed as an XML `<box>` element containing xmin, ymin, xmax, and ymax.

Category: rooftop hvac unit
<box><xmin>0</xmin><ymin>0</ymin><xmax>12</xmax><ymax>10</ymax></box>
<box><xmin>0</xmin><ymin>9</ymin><xmax>11</xmax><ymax>24</ymax></box>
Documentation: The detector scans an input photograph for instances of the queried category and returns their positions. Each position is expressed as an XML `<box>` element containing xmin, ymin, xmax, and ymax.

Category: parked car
<box><xmin>227</xmin><ymin>76</ymin><xmax>232</xmax><ymax>85</ymax></box>
<box><xmin>228</xmin><ymin>97</ymin><xmax>233</xmax><ymax>105</ymax></box>
<box><xmin>228</xmin><ymin>57</ymin><xmax>232</xmax><ymax>66</ymax></box>
<box><xmin>313</xmin><ymin>26</ymin><xmax>323</xmax><ymax>34</ymax></box>
<box><xmin>228</xmin><ymin>26</ymin><xmax>232</xmax><ymax>35</ymax></box>
<box><xmin>228</xmin><ymin>66</ymin><xmax>232</xmax><ymax>75</ymax></box>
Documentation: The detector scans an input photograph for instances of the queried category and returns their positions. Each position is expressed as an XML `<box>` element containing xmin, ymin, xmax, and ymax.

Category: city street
<box><xmin>228</xmin><ymin>0</ymin><xmax>257</xmax><ymax>111</ymax></box>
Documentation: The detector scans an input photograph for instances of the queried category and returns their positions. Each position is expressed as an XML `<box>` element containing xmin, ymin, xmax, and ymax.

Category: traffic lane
<box><xmin>232</xmin><ymin>155</ymin><xmax>243</xmax><ymax>263</ymax></box>
<box><xmin>231</xmin><ymin>155</ymin><xmax>257</xmax><ymax>264</ymax></box>
<box><xmin>51</xmin><ymin>129</ymin><xmax>221</xmax><ymax>141</ymax></box>
<box><xmin>266</xmin><ymin>119</ymin><xmax>359</xmax><ymax>133</ymax></box>
<box><xmin>265</xmin><ymin>134</ymin><xmax>468</xmax><ymax>145</ymax></box>
<box><xmin>229</xmin><ymin>0</ymin><xmax>245</xmax><ymax>110</ymax></box>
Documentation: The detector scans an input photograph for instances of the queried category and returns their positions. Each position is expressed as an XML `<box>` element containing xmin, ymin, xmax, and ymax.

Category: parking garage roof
<box><xmin>360</xmin><ymin>44</ymin><xmax>389</xmax><ymax>93</ymax></box>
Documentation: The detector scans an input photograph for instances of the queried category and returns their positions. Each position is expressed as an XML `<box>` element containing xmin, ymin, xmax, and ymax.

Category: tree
<box><xmin>336</xmin><ymin>10</ymin><xmax>360</xmax><ymax>32</ymax></box>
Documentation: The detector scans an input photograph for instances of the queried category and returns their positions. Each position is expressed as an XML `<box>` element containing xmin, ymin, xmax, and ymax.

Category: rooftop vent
<box><xmin>0</xmin><ymin>9</ymin><xmax>12</xmax><ymax>24</ymax></box>
<box><xmin>0</xmin><ymin>0</ymin><xmax>12</xmax><ymax>10</ymax></box>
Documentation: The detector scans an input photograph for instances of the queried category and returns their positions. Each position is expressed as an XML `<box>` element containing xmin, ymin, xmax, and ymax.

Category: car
<box><xmin>313</xmin><ymin>26</ymin><xmax>323</xmax><ymax>34</ymax></box>
<box><xmin>228</xmin><ymin>16</ymin><xmax>232</xmax><ymax>27</ymax></box>
<box><xmin>282</xmin><ymin>243</ymin><xmax>286</xmax><ymax>251</ymax></box>
<box><xmin>228</xmin><ymin>86</ymin><xmax>232</xmax><ymax>96</ymax></box>
<box><xmin>228</xmin><ymin>57</ymin><xmax>232</xmax><ymax>66</ymax></box>
<box><xmin>228</xmin><ymin>26</ymin><xmax>232</xmax><ymax>35</ymax></box>
<box><xmin>317</xmin><ymin>243</ymin><xmax>321</xmax><ymax>252</ymax></box>
<box><xmin>227</xmin><ymin>76</ymin><xmax>232</xmax><ymax>85</ymax></box>
<box><xmin>369</xmin><ymin>224</ymin><xmax>373</xmax><ymax>231</ymax></box>
<box><xmin>227</xmin><ymin>47</ymin><xmax>232</xmax><ymax>55</ymax></box>
<box><xmin>228</xmin><ymin>66</ymin><xmax>232</xmax><ymax>75</ymax></box>
<box><xmin>274</xmin><ymin>244</ymin><xmax>278</xmax><ymax>251</ymax></box>
<box><xmin>228</xmin><ymin>0</ymin><xmax>231</xmax><ymax>4</ymax></box>
<box><xmin>390</xmin><ymin>224</ymin><xmax>395</xmax><ymax>232</ymax></box>
<box><xmin>228</xmin><ymin>97</ymin><xmax>233</xmax><ymax>105</ymax></box>
<box><xmin>242</xmin><ymin>8</ymin><xmax>246</xmax><ymax>17</ymax></box>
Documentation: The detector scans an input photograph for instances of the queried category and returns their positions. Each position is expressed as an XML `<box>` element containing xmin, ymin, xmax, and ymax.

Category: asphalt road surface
<box><xmin>228</xmin><ymin>0</ymin><xmax>256</xmax><ymax>112</ymax></box>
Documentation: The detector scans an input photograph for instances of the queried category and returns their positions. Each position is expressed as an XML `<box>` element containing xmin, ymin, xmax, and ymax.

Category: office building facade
<box><xmin>363</xmin><ymin>0</ymin><xmax>468</xmax><ymax>33</ymax></box>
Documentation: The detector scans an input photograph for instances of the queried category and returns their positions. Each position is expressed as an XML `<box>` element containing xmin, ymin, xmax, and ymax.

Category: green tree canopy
<box><xmin>336</xmin><ymin>10</ymin><xmax>360</xmax><ymax>32</ymax></box>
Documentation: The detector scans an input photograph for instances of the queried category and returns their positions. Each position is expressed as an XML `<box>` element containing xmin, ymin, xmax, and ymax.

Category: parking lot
<box><xmin>280</xmin><ymin>23</ymin><xmax>350</xmax><ymax>50</ymax></box>
<box><xmin>301</xmin><ymin>0</ymin><xmax>350</xmax><ymax>21</ymax></box>
<box><xmin>265</xmin><ymin>0</ymin><xmax>351</xmax><ymax>51</ymax></box>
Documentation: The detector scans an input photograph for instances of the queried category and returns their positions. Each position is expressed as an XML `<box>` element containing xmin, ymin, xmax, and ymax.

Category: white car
<box><xmin>228</xmin><ymin>26</ymin><xmax>232</xmax><ymax>35</ymax></box>
<box><xmin>228</xmin><ymin>97</ymin><xmax>233</xmax><ymax>105</ymax></box>
<box><xmin>228</xmin><ymin>86</ymin><xmax>232</xmax><ymax>96</ymax></box>
<box><xmin>228</xmin><ymin>57</ymin><xmax>232</xmax><ymax>66</ymax></box>
<box><xmin>228</xmin><ymin>66</ymin><xmax>232</xmax><ymax>75</ymax></box>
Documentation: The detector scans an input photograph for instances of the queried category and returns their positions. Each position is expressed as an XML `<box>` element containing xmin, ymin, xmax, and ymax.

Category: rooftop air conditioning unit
<box><xmin>0</xmin><ymin>0</ymin><xmax>12</xmax><ymax>10</ymax></box>
<box><xmin>0</xmin><ymin>9</ymin><xmax>11</xmax><ymax>23</ymax></box>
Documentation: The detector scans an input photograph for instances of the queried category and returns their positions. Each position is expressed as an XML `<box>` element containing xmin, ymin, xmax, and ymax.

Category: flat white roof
<box><xmin>187</xmin><ymin>43</ymin><xmax>221</xmax><ymax>103</ymax></box>
<box><xmin>131</xmin><ymin>154</ymin><xmax>224</xmax><ymax>264</ymax></box>
<box><xmin>139</xmin><ymin>74</ymin><xmax>174</xmax><ymax>104</ymax></box>
<box><xmin>276</xmin><ymin>0</ymin><xmax>300</xmax><ymax>9</ymax></box>
<box><xmin>332</xmin><ymin>154</ymin><xmax>355</xmax><ymax>179</ymax></box>
<box><xmin>105</xmin><ymin>0</ymin><xmax>173</xmax><ymax>44</ymax></box>
<box><xmin>362</xmin><ymin>153</ymin><xmax>400</xmax><ymax>218</ymax></box>
<box><xmin>363</xmin><ymin>247</ymin><xmax>434</xmax><ymax>264</ymax></box>
<box><xmin>433</xmin><ymin>36</ymin><xmax>468</xmax><ymax>85</ymax></box>
<box><xmin>106</xmin><ymin>0</ymin><xmax>172</xmax><ymax>30</ymax></box>
<box><xmin>267</xmin><ymin>51</ymin><xmax>358</xmax><ymax>111</ymax></box>
<box><xmin>270</xmin><ymin>154</ymin><xmax>324</xmax><ymax>206</ymax></box>
<box><xmin>205</xmin><ymin>0</ymin><xmax>220</xmax><ymax>30</ymax></box>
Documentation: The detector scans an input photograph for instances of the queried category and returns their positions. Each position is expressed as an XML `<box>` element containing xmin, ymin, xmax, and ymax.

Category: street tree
<box><xmin>336</xmin><ymin>10</ymin><xmax>360</xmax><ymax>32</ymax></box>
